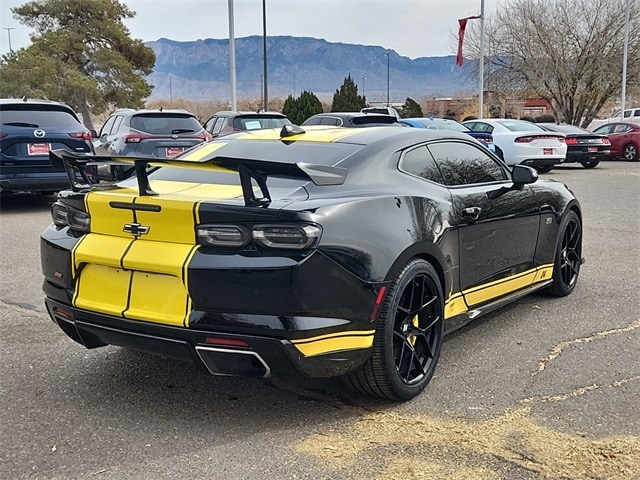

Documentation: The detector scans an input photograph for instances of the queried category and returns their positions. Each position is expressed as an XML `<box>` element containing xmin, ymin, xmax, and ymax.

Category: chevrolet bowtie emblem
<box><xmin>123</xmin><ymin>222</ymin><xmax>150</xmax><ymax>237</ymax></box>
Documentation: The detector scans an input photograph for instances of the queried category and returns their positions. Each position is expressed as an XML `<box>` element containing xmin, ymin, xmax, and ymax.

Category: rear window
<box><xmin>496</xmin><ymin>120</ymin><xmax>545</xmax><ymax>132</ymax></box>
<box><xmin>352</xmin><ymin>116</ymin><xmax>398</xmax><ymax>125</ymax></box>
<box><xmin>234</xmin><ymin>116</ymin><xmax>291</xmax><ymax>130</ymax></box>
<box><xmin>130</xmin><ymin>114</ymin><xmax>202</xmax><ymax>134</ymax></box>
<box><xmin>541</xmin><ymin>124</ymin><xmax>587</xmax><ymax>134</ymax></box>
<box><xmin>0</xmin><ymin>104</ymin><xmax>81</xmax><ymax>128</ymax></box>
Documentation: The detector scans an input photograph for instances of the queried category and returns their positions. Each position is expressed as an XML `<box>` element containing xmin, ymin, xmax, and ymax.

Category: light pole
<box><xmin>262</xmin><ymin>0</ymin><xmax>268</xmax><ymax>111</ymax></box>
<box><xmin>385</xmin><ymin>53</ymin><xmax>390</xmax><ymax>107</ymax></box>
<box><xmin>3</xmin><ymin>27</ymin><xmax>14</xmax><ymax>53</ymax></box>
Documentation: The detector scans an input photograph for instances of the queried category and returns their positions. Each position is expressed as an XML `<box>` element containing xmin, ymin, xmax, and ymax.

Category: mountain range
<box><xmin>145</xmin><ymin>36</ymin><xmax>475</xmax><ymax>104</ymax></box>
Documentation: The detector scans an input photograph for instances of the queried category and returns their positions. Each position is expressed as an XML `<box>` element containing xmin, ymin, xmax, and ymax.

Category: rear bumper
<box><xmin>564</xmin><ymin>150</ymin><xmax>610</xmax><ymax>163</ymax></box>
<box><xmin>45</xmin><ymin>297</ymin><xmax>372</xmax><ymax>379</ymax></box>
<box><xmin>0</xmin><ymin>172</ymin><xmax>70</xmax><ymax>192</ymax></box>
<box><xmin>520</xmin><ymin>157</ymin><xmax>564</xmax><ymax>168</ymax></box>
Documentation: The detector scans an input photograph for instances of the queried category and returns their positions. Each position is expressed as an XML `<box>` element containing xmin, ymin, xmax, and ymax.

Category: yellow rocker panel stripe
<box><xmin>291</xmin><ymin>330</ymin><xmax>375</xmax><ymax>357</ymax></box>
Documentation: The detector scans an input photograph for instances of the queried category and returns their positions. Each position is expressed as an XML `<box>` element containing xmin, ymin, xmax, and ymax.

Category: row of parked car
<box><xmin>1</xmin><ymin>97</ymin><xmax>638</xmax><ymax>194</ymax></box>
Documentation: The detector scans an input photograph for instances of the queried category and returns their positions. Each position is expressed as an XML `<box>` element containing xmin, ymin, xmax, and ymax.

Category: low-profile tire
<box><xmin>546</xmin><ymin>210</ymin><xmax>582</xmax><ymax>297</ymax></box>
<box><xmin>347</xmin><ymin>259</ymin><xmax>444</xmax><ymax>401</ymax></box>
<box><xmin>580</xmin><ymin>160</ymin><xmax>599</xmax><ymax>168</ymax></box>
<box><xmin>623</xmin><ymin>143</ymin><xmax>639</xmax><ymax>161</ymax></box>
<box><xmin>535</xmin><ymin>164</ymin><xmax>554</xmax><ymax>173</ymax></box>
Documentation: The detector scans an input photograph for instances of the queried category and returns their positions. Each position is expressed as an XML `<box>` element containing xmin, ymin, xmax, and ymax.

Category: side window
<box><xmin>614</xmin><ymin>124</ymin><xmax>630</xmax><ymax>133</ymax></box>
<box><xmin>321</xmin><ymin>117</ymin><xmax>341</xmax><ymax>126</ymax></box>
<box><xmin>475</xmin><ymin>122</ymin><xmax>494</xmax><ymax>134</ymax></box>
<box><xmin>426</xmin><ymin>141</ymin><xmax>508</xmax><ymax>186</ymax></box>
<box><xmin>212</xmin><ymin>117</ymin><xmax>226</xmax><ymax>134</ymax></box>
<box><xmin>111</xmin><ymin>115</ymin><xmax>124</xmax><ymax>133</ymax></box>
<box><xmin>303</xmin><ymin>116</ymin><xmax>323</xmax><ymax>125</ymax></box>
<box><xmin>399</xmin><ymin>145</ymin><xmax>445</xmax><ymax>184</ymax></box>
<box><xmin>204</xmin><ymin>117</ymin><xmax>216</xmax><ymax>132</ymax></box>
<box><xmin>99</xmin><ymin>115</ymin><xmax>117</xmax><ymax>137</ymax></box>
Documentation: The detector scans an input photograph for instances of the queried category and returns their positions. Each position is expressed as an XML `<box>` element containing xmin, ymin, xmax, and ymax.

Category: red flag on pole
<box><xmin>456</xmin><ymin>15</ymin><xmax>481</xmax><ymax>66</ymax></box>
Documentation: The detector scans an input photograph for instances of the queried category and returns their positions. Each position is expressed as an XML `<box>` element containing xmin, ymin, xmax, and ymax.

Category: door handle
<box><xmin>462</xmin><ymin>206</ymin><xmax>482</xmax><ymax>220</ymax></box>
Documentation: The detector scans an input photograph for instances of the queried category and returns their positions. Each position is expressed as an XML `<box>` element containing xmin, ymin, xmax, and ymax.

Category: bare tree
<box><xmin>465</xmin><ymin>0</ymin><xmax>640</xmax><ymax>126</ymax></box>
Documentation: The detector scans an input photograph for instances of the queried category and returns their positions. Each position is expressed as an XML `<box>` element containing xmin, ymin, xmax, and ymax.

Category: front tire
<box><xmin>347</xmin><ymin>259</ymin><xmax>444</xmax><ymax>401</ymax></box>
<box><xmin>623</xmin><ymin>143</ymin><xmax>639</xmax><ymax>161</ymax></box>
<box><xmin>546</xmin><ymin>210</ymin><xmax>582</xmax><ymax>297</ymax></box>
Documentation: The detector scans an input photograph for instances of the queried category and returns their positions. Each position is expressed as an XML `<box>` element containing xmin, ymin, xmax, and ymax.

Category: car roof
<box><xmin>0</xmin><ymin>98</ymin><xmax>73</xmax><ymax>107</ymax></box>
<box><xmin>111</xmin><ymin>108</ymin><xmax>195</xmax><ymax>116</ymax></box>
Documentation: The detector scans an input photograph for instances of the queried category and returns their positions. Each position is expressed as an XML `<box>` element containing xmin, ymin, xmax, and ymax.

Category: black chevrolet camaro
<box><xmin>41</xmin><ymin>125</ymin><xmax>583</xmax><ymax>400</ymax></box>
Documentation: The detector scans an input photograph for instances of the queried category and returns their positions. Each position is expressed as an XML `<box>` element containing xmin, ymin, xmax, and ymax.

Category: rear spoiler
<box><xmin>49</xmin><ymin>150</ymin><xmax>348</xmax><ymax>207</ymax></box>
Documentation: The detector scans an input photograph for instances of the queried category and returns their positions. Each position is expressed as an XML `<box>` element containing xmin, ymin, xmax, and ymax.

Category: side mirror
<box><xmin>512</xmin><ymin>165</ymin><xmax>538</xmax><ymax>185</ymax></box>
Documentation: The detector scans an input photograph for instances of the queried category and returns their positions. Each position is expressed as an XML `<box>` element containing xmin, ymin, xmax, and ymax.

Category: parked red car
<box><xmin>592</xmin><ymin>122</ymin><xmax>640</xmax><ymax>161</ymax></box>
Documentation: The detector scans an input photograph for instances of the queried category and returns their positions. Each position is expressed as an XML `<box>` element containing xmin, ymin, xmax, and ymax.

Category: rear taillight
<box><xmin>124</xmin><ymin>132</ymin><xmax>142</xmax><ymax>143</ymax></box>
<box><xmin>602</xmin><ymin>137</ymin><xmax>611</xmax><ymax>145</ymax></box>
<box><xmin>197</xmin><ymin>223</ymin><xmax>322</xmax><ymax>250</ymax></box>
<box><xmin>197</xmin><ymin>225</ymin><xmax>250</xmax><ymax>248</ymax></box>
<box><xmin>252</xmin><ymin>224</ymin><xmax>322</xmax><ymax>250</ymax></box>
<box><xmin>565</xmin><ymin>137</ymin><xmax>578</xmax><ymax>145</ymax></box>
<box><xmin>51</xmin><ymin>202</ymin><xmax>90</xmax><ymax>233</ymax></box>
<box><xmin>515</xmin><ymin>135</ymin><xmax>564</xmax><ymax>143</ymax></box>
<box><xmin>197</xmin><ymin>131</ymin><xmax>213</xmax><ymax>141</ymax></box>
<box><xmin>68</xmin><ymin>131</ymin><xmax>92</xmax><ymax>141</ymax></box>
<box><xmin>0</xmin><ymin>132</ymin><xmax>7</xmax><ymax>139</ymax></box>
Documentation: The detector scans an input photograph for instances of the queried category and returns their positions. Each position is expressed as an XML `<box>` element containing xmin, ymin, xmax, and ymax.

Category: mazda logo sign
<box><xmin>34</xmin><ymin>129</ymin><xmax>46</xmax><ymax>138</ymax></box>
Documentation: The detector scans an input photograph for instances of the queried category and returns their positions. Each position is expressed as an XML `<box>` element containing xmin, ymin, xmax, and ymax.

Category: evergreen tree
<box><xmin>0</xmin><ymin>0</ymin><xmax>155</xmax><ymax>129</ymax></box>
<box><xmin>331</xmin><ymin>75</ymin><xmax>366</xmax><ymax>112</ymax></box>
<box><xmin>282</xmin><ymin>90</ymin><xmax>323</xmax><ymax>125</ymax></box>
<box><xmin>399</xmin><ymin>98</ymin><xmax>423</xmax><ymax>118</ymax></box>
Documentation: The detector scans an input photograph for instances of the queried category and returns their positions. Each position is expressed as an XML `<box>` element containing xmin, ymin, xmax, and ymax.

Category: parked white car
<box><xmin>608</xmin><ymin>107</ymin><xmax>640</xmax><ymax>124</ymax></box>
<box><xmin>462</xmin><ymin>119</ymin><xmax>567</xmax><ymax>172</ymax></box>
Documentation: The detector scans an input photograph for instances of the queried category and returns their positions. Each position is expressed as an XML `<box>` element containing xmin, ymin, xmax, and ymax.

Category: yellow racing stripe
<box><xmin>291</xmin><ymin>330</ymin><xmax>375</xmax><ymax>357</ymax></box>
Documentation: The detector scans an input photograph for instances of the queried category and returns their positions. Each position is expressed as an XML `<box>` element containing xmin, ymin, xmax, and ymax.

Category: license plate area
<box><xmin>28</xmin><ymin>143</ymin><xmax>51</xmax><ymax>155</ymax></box>
<box><xmin>166</xmin><ymin>147</ymin><xmax>185</xmax><ymax>157</ymax></box>
<box><xmin>587</xmin><ymin>147</ymin><xmax>597</xmax><ymax>153</ymax></box>
<box><xmin>74</xmin><ymin>264</ymin><xmax>189</xmax><ymax>326</ymax></box>
<box><xmin>543</xmin><ymin>148</ymin><xmax>553</xmax><ymax>155</ymax></box>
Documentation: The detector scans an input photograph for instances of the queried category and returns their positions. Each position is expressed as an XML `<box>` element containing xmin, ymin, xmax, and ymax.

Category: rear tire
<box><xmin>535</xmin><ymin>165</ymin><xmax>554</xmax><ymax>173</ymax></box>
<box><xmin>347</xmin><ymin>259</ymin><xmax>444</xmax><ymax>401</ymax></box>
<box><xmin>580</xmin><ymin>160</ymin><xmax>599</xmax><ymax>168</ymax></box>
<box><xmin>546</xmin><ymin>210</ymin><xmax>582</xmax><ymax>297</ymax></box>
<box><xmin>623</xmin><ymin>143</ymin><xmax>639</xmax><ymax>161</ymax></box>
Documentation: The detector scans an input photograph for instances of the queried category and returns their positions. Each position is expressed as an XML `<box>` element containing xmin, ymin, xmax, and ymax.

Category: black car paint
<box><xmin>40</xmin><ymin>127</ymin><xmax>580</xmax><ymax>381</ymax></box>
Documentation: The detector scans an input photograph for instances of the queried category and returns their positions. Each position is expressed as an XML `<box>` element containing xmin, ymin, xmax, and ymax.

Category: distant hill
<box><xmin>145</xmin><ymin>36</ymin><xmax>475</xmax><ymax>103</ymax></box>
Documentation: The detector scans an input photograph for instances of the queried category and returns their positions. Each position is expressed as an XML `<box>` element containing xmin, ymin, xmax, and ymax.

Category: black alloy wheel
<box><xmin>347</xmin><ymin>259</ymin><xmax>444</xmax><ymax>401</ymax></box>
<box><xmin>623</xmin><ymin>143</ymin><xmax>639</xmax><ymax>161</ymax></box>
<box><xmin>547</xmin><ymin>210</ymin><xmax>582</xmax><ymax>297</ymax></box>
<box><xmin>580</xmin><ymin>160</ymin><xmax>599</xmax><ymax>168</ymax></box>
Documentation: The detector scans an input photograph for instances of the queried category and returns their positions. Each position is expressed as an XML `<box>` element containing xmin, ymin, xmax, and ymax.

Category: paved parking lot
<box><xmin>1</xmin><ymin>161</ymin><xmax>638</xmax><ymax>479</ymax></box>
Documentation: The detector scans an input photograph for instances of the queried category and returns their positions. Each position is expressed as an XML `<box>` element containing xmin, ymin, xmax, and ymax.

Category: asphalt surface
<box><xmin>1</xmin><ymin>160</ymin><xmax>639</xmax><ymax>480</ymax></box>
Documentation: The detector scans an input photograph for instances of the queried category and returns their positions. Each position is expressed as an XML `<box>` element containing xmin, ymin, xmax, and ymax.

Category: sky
<box><xmin>1</xmin><ymin>0</ymin><xmax>506</xmax><ymax>59</ymax></box>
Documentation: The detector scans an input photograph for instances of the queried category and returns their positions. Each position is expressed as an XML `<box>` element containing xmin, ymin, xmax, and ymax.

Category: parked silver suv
<box><xmin>94</xmin><ymin>108</ymin><xmax>209</xmax><ymax>158</ymax></box>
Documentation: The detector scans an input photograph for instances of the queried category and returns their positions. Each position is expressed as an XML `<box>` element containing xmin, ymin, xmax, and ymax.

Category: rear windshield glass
<box><xmin>496</xmin><ymin>120</ymin><xmax>545</xmax><ymax>132</ymax></box>
<box><xmin>417</xmin><ymin>119</ymin><xmax>468</xmax><ymax>131</ymax></box>
<box><xmin>130</xmin><ymin>114</ymin><xmax>202</xmax><ymax>134</ymax></box>
<box><xmin>542</xmin><ymin>124</ymin><xmax>588</xmax><ymax>134</ymax></box>
<box><xmin>0</xmin><ymin>105</ymin><xmax>81</xmax><ymax>128</ymax></box>
<box><xmin>234</xmin><ymin>116</ymin><xmax>291</xmax><ymax>130</ymax></box>
<box><xmin>352</xmin><ymin>116</ymin><xmax>398</xmax><ymax>125</ymax></box>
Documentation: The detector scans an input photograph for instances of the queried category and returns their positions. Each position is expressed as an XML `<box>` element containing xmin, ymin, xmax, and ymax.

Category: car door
<box><xmin>426</xmin><ymin>141</ymin><xmax>541</xmax><ymax>307</ymax></box>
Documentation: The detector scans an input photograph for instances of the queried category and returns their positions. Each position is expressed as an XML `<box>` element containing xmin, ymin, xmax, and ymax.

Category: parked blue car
<box><xmin>400</xmin><ymin>117</ymin><xmax>496</xmax><ymax>153</ymax></box>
